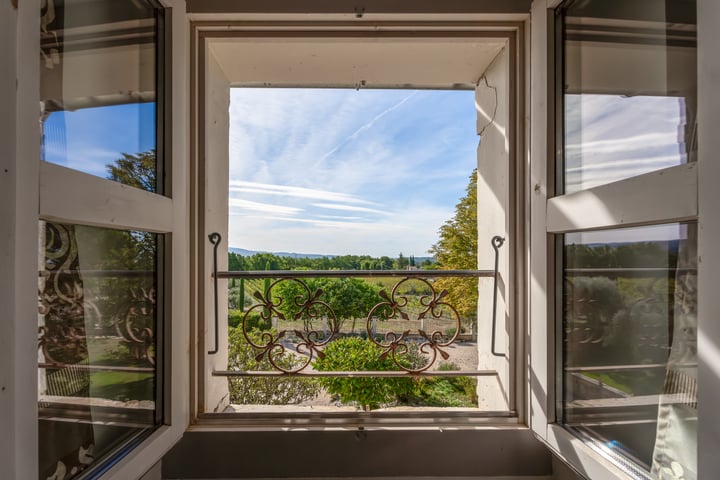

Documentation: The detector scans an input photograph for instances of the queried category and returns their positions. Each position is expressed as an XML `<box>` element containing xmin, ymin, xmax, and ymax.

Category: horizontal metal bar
<box><xmin>195</xmin><ymin>411</ymin><xmax>519</xmax><ymax>428</ymax></box>
<box><xmin>213</xmin><ymin>370</ymin><xmax>498</xmax><ymax>378</ymax></box>
<box><xmin>38</xmin><ymin>269</ymin><xmax>155</xmax><ymax>278</ymax></box>
<box><xmin>564</xmin><ymin>267</ymin><xmax>696</xmax><ymax>279</ymax></box>
<box><xmin>215</xmin><ymin>269</ymin><xmax>495</xmax><ymax>279</ymax></box>
<box><xmin>565</xmin><ymin>363</ymin><xmax>697</xmax><ymax>373</ymax></box>
<box><xmin>39</xmin><ymin>363</ymin><xmax>155</xmax><ymax>373</ymax></box>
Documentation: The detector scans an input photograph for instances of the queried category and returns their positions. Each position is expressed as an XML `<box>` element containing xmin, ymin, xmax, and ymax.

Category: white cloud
<box><xmin>229</xmin><ymin>180</ymin><xmax>375</xmax><ymax>205</ymax></box>
<box><xmin>227</xmin><ymin>88</ymin><xmax>478</xmax><ymax>256</ymax></box>
<box><xmin>229</xmin><ymin>198</ymin><xmax>303</xmax><ymax>215</ymax></box>
<box><xmin>311</xmin><ymin>203</ymin><xmax>390</xmax><ymax>215</ymax></box>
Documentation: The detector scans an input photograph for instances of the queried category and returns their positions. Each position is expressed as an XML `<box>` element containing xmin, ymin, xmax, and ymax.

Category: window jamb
<box><xmin>191</xmin><ymin>19</ymin><xmax>528</xmax><ymax>427</ymax></box>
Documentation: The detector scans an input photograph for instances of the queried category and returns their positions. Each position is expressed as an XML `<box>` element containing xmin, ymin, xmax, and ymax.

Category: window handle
<box><xmin>208</xmin><ymin>232</ymin><xmax>222</xmax><ymax>355</ymax></box>
<box><xmin>491</xmin><ymin>235</ymin><xmax>506</xmax><ymax>358</ymax></box>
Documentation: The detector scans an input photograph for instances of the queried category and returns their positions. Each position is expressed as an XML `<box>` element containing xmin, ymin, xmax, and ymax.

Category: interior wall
<box><xmin>162</xmin><ymin>429</ymin><xmax>552</xmax><ymax>479</ymax></box>
<box><xmin>0</xmin><ymin>0</ymin><xmax>40</xmax><ymax>478</ymax></box>
<box><xmin>203</xmin><ymin>48</ymin><xmax>231</xmax><ymax>413</ymax></box>
<box><xmin>186</xmin><ymin>0</ymin><xmax>531</xmax><ymax>15</ymax></box>
<box><xmin>697</xmin><ymin>0</ymin><xmax>720</xmax><ymax>477</ymax></box>
<box><xmin>475</xmin><ymin>45</ymin><xmax>512</xmax><ymax>411</ymax></box>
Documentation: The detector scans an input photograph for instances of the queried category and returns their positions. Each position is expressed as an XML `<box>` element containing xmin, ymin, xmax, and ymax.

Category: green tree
<box><xmin>227</xmin><ymin>327</ymin><xmax>319</xmax><ymax>405</ymax></box>
<box><xmin>272</xmin><ymin>277</ymin><xmax>382</xmax><ymax>333</ymax></box>
<box><xmin>106</xmin><ymin>150</ymin><xmax>157</xmax><ymax>192</ymax></box>
<box><xmin>313</xmin><ymin>337</ymin><xmax>415</xmax><ymax>410</ymax></box>
<box><xmin>429</xmin><ymin>169</ymin><xmax>478</xmax><ymax>322</ymax></box>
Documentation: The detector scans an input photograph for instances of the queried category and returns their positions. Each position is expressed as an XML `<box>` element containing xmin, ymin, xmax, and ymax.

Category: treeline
<box><xmin>565</xmin><ymin>241</ymin><xmax>679</xmax><ymax>269</ymax></box>
<box><xmin>228</xmin><ymin>251</ymin><xmax>434</xmax><ymax>271</ymax></box>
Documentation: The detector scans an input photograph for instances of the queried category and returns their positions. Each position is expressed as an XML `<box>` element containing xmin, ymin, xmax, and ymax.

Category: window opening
<box><xmin>209</xmin><ymin>87</ymin><xmax>512</xmax><ymax>413</ymax></box>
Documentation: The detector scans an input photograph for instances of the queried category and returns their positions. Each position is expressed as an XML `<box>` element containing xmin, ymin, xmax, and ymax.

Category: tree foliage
<box><xmin>227</xmin><ymin>327</ymin><xmax>320</xmax><ymax>405</ymax></box>
<box><xmin>106</xmin><ymin>150</ymin><xmax>157</xmax><ymax>192</ymax></box>
<box><xmin>271</xmin><ymin>278</ymin><xmax>383</xmax><ymax>332</ymax></box>
<box><xmin>312</xmin><ymin>337</ymin><xmax>415</xmax><ymax>409</ymax></box>
<box><xmin>429</xmin><ymin>169</ymin><xmax>478</xmax><ymax>321</ymax></box>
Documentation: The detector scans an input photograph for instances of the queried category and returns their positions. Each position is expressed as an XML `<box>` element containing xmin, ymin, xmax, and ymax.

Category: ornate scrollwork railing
<box><xmin>37</xmin><ymin>223</ymin><xmax>157</xmax><ymax>377</ymax></box>
<box><xmin>208</xmin><ymin>233</ymin><xmax>505</xmax><ymax>377</ymax></box>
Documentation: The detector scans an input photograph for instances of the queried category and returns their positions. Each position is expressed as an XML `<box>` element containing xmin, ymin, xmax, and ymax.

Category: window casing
<box><xmin>191</xmin><ymin>20</ymin><xmax>528</xmax><ymax>425</ymax></box>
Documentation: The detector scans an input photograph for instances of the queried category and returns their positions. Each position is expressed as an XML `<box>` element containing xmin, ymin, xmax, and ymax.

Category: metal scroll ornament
<box><xmin>115</xmin><ymin>288</ymin><xmax>156</xmax><ymax>365</ymax></box>
<box><xmin>366</xmin><ymin>279</ymin><xmax>460</xmax><ymax>373</ymax></box>
<box><xmin>38</xmin><ymin>223</ymin><xmax>89</xmax><ymax>365</ymax></box>
<box><xmin>241</xmin><ymin>279</ymin><xmax>338</xmax><ymax>373</ymax></box>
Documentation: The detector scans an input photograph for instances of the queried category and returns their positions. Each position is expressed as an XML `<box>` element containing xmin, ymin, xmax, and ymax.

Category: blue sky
<box><xmin>228</xmin><ymin>88</ymin><xmax>479</xmax><ymax>257</ymax></box>
<box><xmin>39</xmin><ymin>89</ymin><xmax>691</xmax><ymax>252</ymax></box>
<box><xmin>565</xmin><ymin>94</ymin><xmax>687</xmax><ymax>193</ymax></box>
<box><xmin>43</xmin><ymin>102</ymin><xmax>156</xmax><ymax>179</ymax></box>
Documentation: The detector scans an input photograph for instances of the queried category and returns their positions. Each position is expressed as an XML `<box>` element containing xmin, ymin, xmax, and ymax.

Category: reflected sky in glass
<box><xmin>564</xmin><ymin>94</ymin><xmax>687</xmax><ymax>193</ymax></box>
<box><xmin>42</xmin><ymin>102</ymin><xmax>156</xmax><ymax>180</ymax></box>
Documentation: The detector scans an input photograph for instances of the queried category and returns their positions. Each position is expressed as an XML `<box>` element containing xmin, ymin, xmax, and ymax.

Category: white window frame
<box><xmin>0</xmin><ymin>1</ymin><xmax>190</xmax><ymax>478</ymax></box>
<box><xmin>529</xmin><ymin>0</ymin><xmax>720</xmax><ymax>478</ymax></box>
<box><xmin>189</xmin><ymin>17</ymin><xmax>529</xmax><ymax>426</ymax></box>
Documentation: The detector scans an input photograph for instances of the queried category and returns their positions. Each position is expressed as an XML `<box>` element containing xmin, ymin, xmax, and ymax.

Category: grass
<box><xmin>88</xmin><ymin>372</ymin><xmax>155</xmax><ymax>402</ymax></box>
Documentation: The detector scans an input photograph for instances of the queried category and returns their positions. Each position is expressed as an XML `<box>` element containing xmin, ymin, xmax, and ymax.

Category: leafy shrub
<box><xmin>228</xmin><ymin>309</ymin><xmax>270</xmax><ymax>331</ymax></box>
<box><xmin>411</xmin><ymin>361</ymin><xmax>478</xmax><ymax>407</ymax></box>
<box><xmin>227</xmin><ymin>327</ymin><xmax>319</xmax><ymax>405</ymax></box>
<box><xmin>312</xmin><ymin>337</ymin><xmax>416</xmax><ymax>410</ymax></box>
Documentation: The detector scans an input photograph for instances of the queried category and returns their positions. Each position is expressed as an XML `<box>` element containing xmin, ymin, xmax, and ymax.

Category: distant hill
<box><xmin>228</xmin><ymin>246</ymin><xmax>434</xmax><ymax>263</ymax></box>
<box><xmin>228</xmin><ymin>247</ymin><xmax>334</xmax><ymax>259</ymax></box>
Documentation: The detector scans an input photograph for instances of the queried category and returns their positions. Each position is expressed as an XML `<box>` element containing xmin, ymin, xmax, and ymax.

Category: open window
<box><xmin>34</xmin><ymin>1</ymin><xmax>188</xmax><ymax>478</ymax></box>
<box><xmin>192</xmin><ymin>21</ymin><xmax>527</xmax><ymax>425</ymax></box>
<box><xmin>531</xmin><ymin>1</ymin><xmax>699</xmax><ymax>478</ymax></box>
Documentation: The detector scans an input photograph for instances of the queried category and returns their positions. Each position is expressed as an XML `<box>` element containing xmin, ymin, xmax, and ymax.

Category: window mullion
<box><xmin>547</xmin><ymin>163</ymin><xmax>698</xmax><ymax>234</ymax></box>
<box><xmin>40</xmin><ymin>162</ymin><xmax>174</xmax><ymax>233</ymax></box>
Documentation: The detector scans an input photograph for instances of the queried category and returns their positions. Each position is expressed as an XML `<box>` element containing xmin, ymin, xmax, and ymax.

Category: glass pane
<box><xmin>38</xmin><ymin>222</ymin><xmax>162</xmax><ymax>480</ymax></box>
<box><xmin>562</xmin><ymin>0</ymin><xmax>697</xmax><ymax>194</ymax></box>
<box><xmin>40</xmin><ymin>0</ymin><xmax>161</xmax><ymax>193</ymax></box>
<box><xmin>562</xmin><ymin>223</ymin><xmax>697</xmax><ymax>478</ymax></box>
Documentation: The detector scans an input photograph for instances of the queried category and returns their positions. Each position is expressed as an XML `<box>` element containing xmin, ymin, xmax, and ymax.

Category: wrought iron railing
<box><xmin>37</xmin><ymin>269</ymin><xmax>157</xmax><ymax>379</ymax></box>
<box><xmin>208</xmin><ymin>233</ymin><xmax>505</xmax><ymax>378</ymax></box>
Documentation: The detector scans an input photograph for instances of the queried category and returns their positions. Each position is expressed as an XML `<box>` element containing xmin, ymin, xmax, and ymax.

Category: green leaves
<box><xmin>429</xmin><ymin>169</ymin><xmax>478</xmax><ymax>322</ymax></box>
<box><xmin>312</xmin><ymin>337</ymin><xmax>415</xmax><ymax>410</ymax></box>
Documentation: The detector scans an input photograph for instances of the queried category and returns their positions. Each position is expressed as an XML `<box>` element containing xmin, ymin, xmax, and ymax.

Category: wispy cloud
<box><xmin>229</xmin><ymin>198</ymin><xmax>303</xmax><ymax>215</ymax></box>
<box><xmin>228</xmin><ymin>88</ymin><xmax>479</xmax><ymax>256</ymax></box>
<box><xmin>229</xmin><ymin>180</ymin><xmax>375</xmax><ymax>205</ymax></box>
<box><xmin>311</xmin><ymin>203</ymin><xmax>390</xmax><ymax>215</ymax></box>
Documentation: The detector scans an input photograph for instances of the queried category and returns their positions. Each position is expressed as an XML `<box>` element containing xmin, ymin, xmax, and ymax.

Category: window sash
<box><xmin>530</xmin><ymin>1</ymin><xmax>703</xmax><ymax>479</ymax></box>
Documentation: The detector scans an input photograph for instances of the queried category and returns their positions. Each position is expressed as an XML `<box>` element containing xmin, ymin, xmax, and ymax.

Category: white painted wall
<box><xmin>697</xmin><ymin>0</ymin><xmax>720</xmax><ymax>477</ymax></box>
<box><xmin>0</xmin><ymin>1</ymin><xmax>40</xmax><ymax>478</ymax></box>
<box><xmin>476</xmin><ymin>45</ymin><xmax>512</xmax><ymax>411</ymax></box>
<box><xmin>203</xmin><ymin>48</ymin><xmax>231</xmax><ymax>413</ymax></box>
<box><xmin>528</xmin><ymin>0</ymin><xmax>551</xmax><ymax>440</ymax></box>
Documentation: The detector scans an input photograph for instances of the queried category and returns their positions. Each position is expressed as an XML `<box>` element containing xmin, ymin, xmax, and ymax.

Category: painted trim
<box><xmin>528</xmin><ymin>0</ymin><xmax>551</xmax><ymax>441</ymax></box>
<box><xmin>100</xmin><ymin>2</ymin><xmax>191</xmax><ymax>479</ymax></box>
<box><xmin>547</xmin><ymin>163</ymin><xmax>698</xmax><ymax>233</ymax></box>
<box><xmin>0</xmin><ymin>0</ymin><xmax>40</xmax><ymax>478</ymax></box>
<box><xmin>40</xmin><ymin>162</ymin><xmax>174</xmax><ymax>233</ymax></box>
<box><xmin>190</xmin><ymin>17</ymin><xmax>528</xmax><ymax>424</ymax></box>
<box><xmin>696</xmin><ymin>0</ymin><xmax>720</xmax><ymax>477</ymax></box>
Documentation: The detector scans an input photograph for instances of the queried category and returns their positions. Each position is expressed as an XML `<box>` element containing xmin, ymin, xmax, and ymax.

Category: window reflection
<box><xmin>562</xmin><ymin>223</ymin><xmax>697</xmax><ymax>478</ymax></box>
<box><xmin>38</xmin><ymin>222</ymin><xmax>162</xmax><ymax>480</ymax></box>
<box><xmin>40</xmin><ymin>0</ymin><xmax>160</xmax><ymax>192</ymax></box>
<box><xmin>562</xmin><ymin>0</ymin><xmax>697</xmax><ymax>194</ymax></box>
